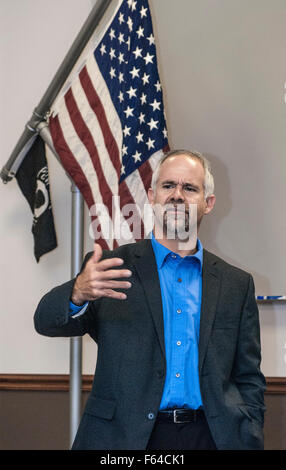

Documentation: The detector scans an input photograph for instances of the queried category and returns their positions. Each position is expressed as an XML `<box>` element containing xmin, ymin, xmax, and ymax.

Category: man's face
<box><xmin>148</xmin><ymin>155</ymin><xmax>215</xmax><ymax>240</ymax></box>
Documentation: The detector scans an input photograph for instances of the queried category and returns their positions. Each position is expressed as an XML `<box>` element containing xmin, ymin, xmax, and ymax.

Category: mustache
<box><xmin>163</xmin><ymin>204</ymin><xmax>189</xmax><ymax>213</ymax></box>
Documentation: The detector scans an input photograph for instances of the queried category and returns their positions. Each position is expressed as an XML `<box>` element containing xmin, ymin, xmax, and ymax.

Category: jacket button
<box><xmin>148</xmin><ymin>413</ymin><xmax>155</xmax><ymax>420</ymax></box>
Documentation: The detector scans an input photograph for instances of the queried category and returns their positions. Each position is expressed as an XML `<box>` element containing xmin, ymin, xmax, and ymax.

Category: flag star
<box><xmin>163</xmin><ymin>127</ymin><xmax>168</xmax><ymax>138</ymax></box>
<box><xmin>132</xmin><ymin>150</ymin><xmax>142</xmax><ymax>163</ymax></box>
<box><xmin>147</xmin><ymin>34</ymin><xmax>155</xmax><ymax>46</ymax></box>
<box><xmin>121</xmin><ymin>164</ymin><xmax>126</xmax><ymax>175</ymax></box>
<box><xmin>118</xmin><ymin>12</ymin><xmax>125</xmax><ymax>24</ymax></box>
<box><xmin>100</xmin><ymin>43</ymin><xmax>106</xmax><ymax>55</ymax></box>
<box><xmin>118</xmin><ymin>32</ymin><xmax>125</xmax><ymax>44</ymax></box>
<box><xmin>109</xmin><ymin>48</ymin><xmax>116</xmax><ymax>60</ymax></box>
<box><xmin>130</xmin><ymin>66</ymin><xmax>140</xmax><ymax>79</ymax></box>
<box><xmin>142</xmin><ymin>73</ymin><xmax>150</xmax><ymax>85</ymax></box>
<box><xmin>143</xmin><ymin>52</ymin><xmax>154</xmax><ymax>65</ymax></box>
<box><xmin>123</xmin><ymin>125</ymin><xmax>131</xmax><ymax>137</ymax></box>
<box><xmin>139</xmin><ymin>112</ymin><xmax>145</xmax><ymax>124</ymax></box>
<box><xmin>118</xmin><ymin>52</ymin><xmax>125</xmax><ymax>64</ymax></box>
<box><xmin>146</xmin><ymin>137</ymin><xmax>155</xmax><ymax>150</ymax></box>
<box><xmin>118</xmin><ymin>72</ymin><xmax>124</xmax><ymax>83</ymax></box>
<box><xmin>109</xmin><ymin>28</ymin><xmax>116</xmax><ymax>40</ymax></box>
<box><xmin>140</xmin><ymin>6</ymin><xmax>148</xmax><ymax>18</ymax></box>
<box><xmin>126</xmin><ymin>86</ymin><xmax>137</xmax><ymax>99</ymax></box>
<box><xmin>147</xmin><ymin>118</ymin><xmax>159</xmax><ymax>130</ymax></box>
<box><xmin>109</xmin><ymin>67</ymin><xmax>116</xmax><ymax>78</ymax></box>
<box><xmin>136</xmin><ymin>26</ymin><xmax>144</xmax><ymax>38</ymax></box>
<box><xmin>118</xmin><ymin>91</ymin><xmax>124</xmax><ymax>103</ymax></box>
<box><xmin>154</xmin><ymin>80</ymin><xmax>162</xmax><ymax>92</ymax></box>
<box><xmin>133</xmin><ymin>46</ymin><xmax>143</xmax><ymax>59</ymax></box>
<box><xmin>124</xmin><ymin>106</ymin><xmax>134</xmax><ymax>118</ymax></box>
<box><xmin>122</xmin><ymin>144</ymin><xmax>128</xmax><ymax>156</ymax></box>
<box><xmin>150</xmin><ymin>99</ymin><xmax>161</xmax><ymax>111</ymax></box>
<box><xmin>140</xmin><ymin>93</ymin><xmax>147</xmax><ymax>105</ymax></box>
<box><xmin>131</xmin><ymin>0</ymin><xmax>137</xmax><ymax>11</ymax></box>
<box><xmin>127</xmin><ymin>0</ymin><xmax>133</xmax><ymax>8</ymax></box>
<box><xmin>136</xmin><ymin>131</ymin><xmax>144</xmax><ymax>143</ymax></box>
<box><xmin>127</xmin><ymin>16</ymin><xmax>133</xmax><ymax>32</ymax></box>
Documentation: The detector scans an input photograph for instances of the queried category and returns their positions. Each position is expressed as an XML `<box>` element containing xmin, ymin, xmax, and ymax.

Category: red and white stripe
<box><xmin>49</xmin><ymin>51</ymin><xmax>165</xmax><ymax>250</ymax></box>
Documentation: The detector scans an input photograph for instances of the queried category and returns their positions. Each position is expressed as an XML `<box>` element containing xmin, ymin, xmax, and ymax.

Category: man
<box><xmin>34</xmin><ymin>149</ymin><xmax>266</xmax><ymax>450</ymax></box>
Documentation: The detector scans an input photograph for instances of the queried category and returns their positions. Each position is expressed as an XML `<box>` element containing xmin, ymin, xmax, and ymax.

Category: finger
<box><xmin>99</xmin><ymin>269</ymin><xmax>132</xmax><ymax>280</ymax></box>
<box><xmin>91</xmin><ymin>243</ymin><xmax>103</xmax><ymax>264</ymax></box>
<box><xmin>96</xmin><ymin>257</ymin><xmax>125</xmax><ymax>271</ymax></box>
<box><xmin>97</xmin><ymin>280</ymin><xmax>132</xmax><ymax>290</ymax></box>
<box><xmin>102</xmin><ymin>289</ymin><xmax>127</xmax><ymax>300</ymax></box>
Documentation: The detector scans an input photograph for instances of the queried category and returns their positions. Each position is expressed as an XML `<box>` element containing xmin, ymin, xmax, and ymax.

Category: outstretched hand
<box><xmin>71</xmin><ymin>243</ymin><xmax>132</xmax><ymax>305</ymax></box>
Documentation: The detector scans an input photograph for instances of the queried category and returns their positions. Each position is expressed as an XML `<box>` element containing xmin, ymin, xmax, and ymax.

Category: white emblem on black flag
<box><xmin>15</xmin><ymin>136</ymin><xmax>57</xmax><ymax>261</ymax></box>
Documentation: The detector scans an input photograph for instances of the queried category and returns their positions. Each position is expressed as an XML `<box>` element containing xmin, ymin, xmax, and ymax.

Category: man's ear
<box><xmin>204</xmin><ymin>194</ymin><xmax>216</xmax><ymax>215</ymax></box>
<box><xmin>148</xmin><ymin>187</ymin><xmax>155</xmax><ymax>205</ymax></box>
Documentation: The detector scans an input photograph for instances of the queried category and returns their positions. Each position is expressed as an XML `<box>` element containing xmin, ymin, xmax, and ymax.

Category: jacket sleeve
<box><xmin>232</xmin><ymin>274</ymin><xmax>266</xmax><ymax>424</ymax></box>
<box><xmin>33</xmin><ymin>252</ymin><xmax>99</xmax><ymax>340</ymax></box>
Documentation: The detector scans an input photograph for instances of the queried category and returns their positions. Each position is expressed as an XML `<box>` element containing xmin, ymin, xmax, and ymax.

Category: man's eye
<box><xmin>184</xmin><ymin>186</ymin><xmax>195</xmax><ymax>192</ymax></box>
<box><xmin>162</xmin><ymin>184</ymin><xmax>174</xmax><ymax>189</ymax></box>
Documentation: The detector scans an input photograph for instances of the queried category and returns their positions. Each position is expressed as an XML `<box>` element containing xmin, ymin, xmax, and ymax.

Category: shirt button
<box><xmin>177</xmin><ymin>278</ymin><xmax>182</xmax><ymax>283</ymax></box>
<box><xmin>177</xmin><ymin>309</ymin><xmax>182</xmax><ymax>314</ymax></box>
<box><xmin>171</xmin><ymin>254</ymin><xmax>177</xmax><ymax>259</ymax></box>
<box><xmin>148</xmin><ymin>413</ymin><xmax>155</xmax><ymax>420</ymax></box>
<box><xmin>177</xmin><ymin>341</ymin><xmax>181</xmax><ymax>346</ymax></box>
<box><xmin>175</xmin><ymin>373</ymin><xmax>180</xmax><ymax>378</ymax></box>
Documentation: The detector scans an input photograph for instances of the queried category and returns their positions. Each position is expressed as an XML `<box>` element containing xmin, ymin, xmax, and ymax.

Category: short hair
<box><xmin>151</xmin><ymin>149</ymin><xmax>214</xmax><ymax>199</ymax></box>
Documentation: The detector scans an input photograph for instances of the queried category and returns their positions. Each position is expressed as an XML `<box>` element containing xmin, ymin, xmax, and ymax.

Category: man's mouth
<box><xmin>164</xmin><ymin>206</ymin><xmax>188</xmax><ymax>214</ymax></box>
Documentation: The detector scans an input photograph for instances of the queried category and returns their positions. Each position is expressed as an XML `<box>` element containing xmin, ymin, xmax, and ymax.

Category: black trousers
<box><xmin>146</xmin><ymin>413</ymin><xmax>217</xmax><ymax>450</ymax></box>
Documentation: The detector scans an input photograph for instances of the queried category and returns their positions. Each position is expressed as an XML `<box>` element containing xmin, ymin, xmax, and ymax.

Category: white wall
<box><xmin>0</xmin><ymin>0</ymin><xmax>97</xmax><ymax>374</ymax></box>
<box><xmin>1</xmin><ymin>0</ymin><xmax>286</xmax><ymax>376</ymax></box>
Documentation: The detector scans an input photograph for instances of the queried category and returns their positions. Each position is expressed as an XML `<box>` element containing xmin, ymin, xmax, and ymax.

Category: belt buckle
<box><xmin>174</xmin><ymin>409</ymin><xmax>185</xmax><ymax>424</ymax></box>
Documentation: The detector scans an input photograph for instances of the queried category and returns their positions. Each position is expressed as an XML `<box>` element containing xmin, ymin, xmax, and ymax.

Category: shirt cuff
<box><xmin>69</xmin><ymin>300</ymin><xmax>89</xmax><ymax>318</ymax></box>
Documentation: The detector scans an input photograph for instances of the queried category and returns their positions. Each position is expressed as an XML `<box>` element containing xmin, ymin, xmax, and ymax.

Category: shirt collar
<box><xmin>150</xmin><ymin>232</ymin><xmax>203</xmax><ymax>271</ymax></box>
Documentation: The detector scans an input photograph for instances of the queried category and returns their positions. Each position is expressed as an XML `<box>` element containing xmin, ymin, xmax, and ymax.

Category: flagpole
<box><xmin>38</xmin><ymin>122</ymin><xmax>84</xmax><ymax>447</ymax></box>
<box><xmin>70</xmin><ymin>184</ymin><xmax>84</xmax><ymax>447</ymax></box>
<box><xmin>0</xmin><ymin>0</ymin><xmax>113</xmax><ymax>184</ymax></box>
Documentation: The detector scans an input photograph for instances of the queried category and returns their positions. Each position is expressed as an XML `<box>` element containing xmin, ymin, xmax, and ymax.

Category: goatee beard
<box><xmin>163</xmin><ymin>206</ymin><xmax>190</xmax><ymax>240</ymax></box>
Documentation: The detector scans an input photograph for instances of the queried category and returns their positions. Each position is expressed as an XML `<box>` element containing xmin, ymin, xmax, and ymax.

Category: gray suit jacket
<box><xmin>34</xmin><ymin>239</ymin><xmax>266</xmax><ymax>450</ymax></box>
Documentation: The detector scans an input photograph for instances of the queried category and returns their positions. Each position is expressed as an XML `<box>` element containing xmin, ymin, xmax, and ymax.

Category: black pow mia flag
<box><xmin>15</xmin><ymin>135</ymin><xmax>57</xmax><ymax>262</ymax></box>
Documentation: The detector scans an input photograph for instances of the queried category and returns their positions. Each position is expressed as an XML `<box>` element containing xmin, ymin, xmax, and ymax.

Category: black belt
<box><xmin>157</xmin><ymin>408</ymin><xmax>204</xmax><ymax>424</ymax></box>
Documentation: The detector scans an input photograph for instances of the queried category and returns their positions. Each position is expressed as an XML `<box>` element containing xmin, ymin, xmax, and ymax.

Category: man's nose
<box><xmin>171</xmin><ymin>184</ymin><xmax>184</xmax><ymax>201</ymax></box>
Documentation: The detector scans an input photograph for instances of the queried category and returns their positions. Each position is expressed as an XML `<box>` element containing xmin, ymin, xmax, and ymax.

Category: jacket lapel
<box><xmin>131</xmin><ymin>242</ymin><xmax>221</xmax><ymax>369</ymax></box>
<box><xmin>199</xmin><ymin>249</ymin><xmax>221</xmax><ymax>374</ymax></box>
<box><xmin>132</xmin><ymin>239</ymin><xmax>166</xmax><ymax>359</ymax></box>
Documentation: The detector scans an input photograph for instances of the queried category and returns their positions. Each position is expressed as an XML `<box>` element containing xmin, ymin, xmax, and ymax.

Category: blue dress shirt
<box><xmin>69</xmin><ymin>236</ymin><xmax>204</xmax><ymax>410</ymax></box>
<box><xmin>69</xmin><ymin>300</ymin><xmax>89</xmax><ymax>317</ymax></box>
<box><xmin>151</xmin><ymin>234</ymin><xmax>203</xmax><ymax>410</ymax></box>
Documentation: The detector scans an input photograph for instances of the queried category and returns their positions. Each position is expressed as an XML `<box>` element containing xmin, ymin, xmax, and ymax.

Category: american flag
<box><xmin>49</xmin><ymin>0</ymin><xmax>169</xmax><ymax>250</ymax></box>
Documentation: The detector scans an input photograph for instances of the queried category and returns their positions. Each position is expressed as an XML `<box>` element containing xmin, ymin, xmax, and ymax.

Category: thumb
<box><xmin>92</xmin><ymin>243</ymin><xmax>103</xmax><ymax>264</ymax></box>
